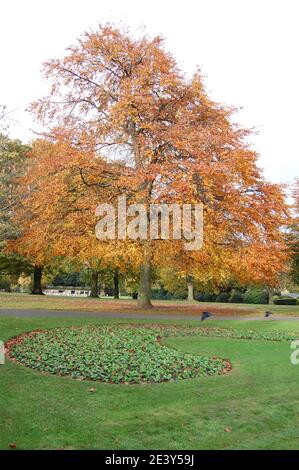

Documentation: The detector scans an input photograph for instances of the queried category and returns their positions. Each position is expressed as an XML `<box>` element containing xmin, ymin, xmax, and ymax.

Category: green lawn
<box><xmin>1</xmin><ymin>315</ymin><xmax>299</xmax><ymax>449</ymax></box>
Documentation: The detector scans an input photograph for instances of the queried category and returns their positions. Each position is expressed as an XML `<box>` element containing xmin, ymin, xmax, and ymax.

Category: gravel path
<box><xmin>0</xmin><ymin>308</ymin><xmax>298</xmax><ymax>321</ymax></box>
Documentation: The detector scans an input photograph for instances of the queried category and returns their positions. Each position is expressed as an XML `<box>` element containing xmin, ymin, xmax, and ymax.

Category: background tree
<box><xmin>9</xmin><ymin>139</ymin><xmax>140</xmax><ymax>297</ymax></box>
<box><xmin>0</xmin><ymin>134</ymin><xmax>33</xmax><ymax>285</ymax></box>
<box><xmin>0</xmin><ymin>135</ymin><xmax>30</xmax><ymax>241</ymax></box>
<box><xmin>289</xmin><ymin>179</ymin><xmax>299</xmax><ymax>286</ymax></box>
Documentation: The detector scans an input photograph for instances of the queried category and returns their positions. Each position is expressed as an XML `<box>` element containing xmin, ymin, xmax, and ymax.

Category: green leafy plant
<box><xmin>7</xmin><ymin>326</ymin><xmax>228</xmax><ymax>384</ymax></box>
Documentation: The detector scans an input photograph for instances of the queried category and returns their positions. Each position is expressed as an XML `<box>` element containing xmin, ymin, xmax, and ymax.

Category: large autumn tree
<box><xmin>28</xmin><ymin>24</ymin><xmax>289</xmax><ymax>307</ymax></box>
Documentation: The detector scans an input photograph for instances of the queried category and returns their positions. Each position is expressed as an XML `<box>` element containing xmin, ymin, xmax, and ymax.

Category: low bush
<box><xmin>195</xmin><ymin>292</ymin><xmax>204</xmax><ymax>302</ymax></box>
<box><xmin>0</xmin><ymin>279</ymin><xmax>11</xmax><ymax>292</ymax></box>
<box><xmin>216</xmin><ymin>292</ymin><xmax>229</xmax><ymax>303</ymax></box>
<box><xmin>156</xmin><ymin>287</ymin><xmax>168</xmax><ymax>300</ymax></box>
<box><xmin>229</xmin><ymin>291</ymin><xmax>244</xmax><ymax>303</ymax></box>
<box><xmin>151</xmin><ymin>288</ymin><xmax>186</xmax><ymax>300</ymax></box>
<box><xmin>203</xmin><ymin>292</ymin><xmax>217</xmax><ymax>302</ymax></box>
<box><xmin>172</xmin><ymin>292</ymin><xmax>188</xmax><ymax>300</ymax></box>
<box><xmin>243</xmin><ymin>288</ymin><xmax>269</xmax><ymax>304</ymax></box>
<box><xmin>274</xmin><ymin>297</ymin><xmax>297</xmax><ymax>305</ymax></box>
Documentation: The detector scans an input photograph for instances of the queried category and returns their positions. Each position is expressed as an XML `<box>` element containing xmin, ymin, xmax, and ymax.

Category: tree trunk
<box><xmin>130</xmin><ymin>120</ymin><xmax>153</xmax><ymax>308</ymax></box>
<box><xmin>138</xmin><ymin>262</ymin><xmax>153</xmax><ymax>308</ymax></box>
<box><xmin>114</xmin><ymin>269</ymin><xmax>120</xmax><ymax>299</ymax></box>
<box><xmin>268</xmin><ymin>287</ymin><xmax>274</xmax><ymax>305</ymax></box>
<box><xmin>187</xmin><ymin>279</ymin><xmax>194</xmax><ymax>301</ymax></box>
<box><xmin>31</xmin><ymin>266</ymin><xmax>44</xmax><ymax>295</ymax></box>
<box><xmin>90</xmin><ymin>270</ymin><xmax>99</xmax><ymax>298</ymax></box>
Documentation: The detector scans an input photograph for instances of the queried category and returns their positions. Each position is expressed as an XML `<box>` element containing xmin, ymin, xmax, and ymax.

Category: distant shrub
<box><xmin>104</xmin><ymin>287</ymin><xmax>114</xmax><ymax>297</ymax></box>
<box><xmin>0</xmin><ymin>279</ymin><xmax>11</xmax><ymax>292</ymax></box>
<box><xmin>243</xmin><ymin>288</ymin><xmax>269</xmax><ymax>304</ymax></box>
<box><xmin>195</xmin><ymin>293</ymin><xmax>204</xmax><ymax>302</ymax></box>
<box><xmin>274</xmin><ymin>297</ymin><xmax>297</xmax><ymax>305</ymax></box>
<box><xmin>151</xmin><ymin>288</ymin><xmax>184</xmax><ymax>300</ymax></box>
<box><xmin>150</xmin><ymin>288</ymin><xmax>158</xmax><ymax>300</ymax></box>
<box><xmin>53</xmin><ymin>272</ymin><xmax>83</xmax><ymax>287</ymax></box>
<box><xmin>216</xmin><ymin>292</ymin><xmax>229</xmax><ymax>303</ymax></box>
<box><xmin>171</xmin><ymin>292</ymin><xmax>187</xmax><ymax>300</ymax></box>
<box><xmin>10</xmin><ymin>285</ymin><xmax>21</xmax><ymax>293</ymax></box>
<box><xmin>156</xmin><ymin>287</ymin><xmax>167</xmax><ymax>300</ymax></box>
<box><xmin>202</xmin><ymin>292</ymin><xmax>217</xmax><ymax>302</ymax></box>
<box><xmin>229</xmin><ymin>291</ymin><xmax>244</xmax><ymax>303</ymax></box>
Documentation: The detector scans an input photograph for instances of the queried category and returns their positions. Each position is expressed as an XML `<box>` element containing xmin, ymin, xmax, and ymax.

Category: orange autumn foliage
<box><xmin>9</xmin><ymin>24</ymin><xmax>290</xmax><ymax>299</ymax></box>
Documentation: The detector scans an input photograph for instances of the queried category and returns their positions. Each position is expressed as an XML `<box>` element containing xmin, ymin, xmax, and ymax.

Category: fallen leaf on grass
<box><xmin>224</xmin><ymin>427</ymin><xmax>232</xmax><ymax>433</ymax></box>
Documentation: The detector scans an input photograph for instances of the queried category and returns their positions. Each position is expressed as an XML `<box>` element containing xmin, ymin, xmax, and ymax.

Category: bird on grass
<box><xmin>201</xmin><ymin>311</ymin><xmax>214</xmax><ymax>321</ymax></box>
<box><xmin>265</xmin><ymin>311</ymin><xmax>273</xmax><ymax>318</ymax></box>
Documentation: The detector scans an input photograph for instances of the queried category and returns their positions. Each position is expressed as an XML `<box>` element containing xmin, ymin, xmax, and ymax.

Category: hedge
<box><xmin>274</xmin><ymin>297</ymin><xmax>297</xmax><ymax>305</ymax></box>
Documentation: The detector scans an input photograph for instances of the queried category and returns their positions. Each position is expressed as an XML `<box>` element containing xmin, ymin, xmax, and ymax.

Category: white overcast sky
<box><xmin>1</xmin><ymin>0</ymin><xmax>298</xmax><ymax>184</ymax></box>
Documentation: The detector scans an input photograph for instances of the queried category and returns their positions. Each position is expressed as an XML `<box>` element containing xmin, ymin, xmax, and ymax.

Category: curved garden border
<box><xmin>5</xmin><ymin>325</ymin><xmax>233</xmax><ymax>385</ymax></box>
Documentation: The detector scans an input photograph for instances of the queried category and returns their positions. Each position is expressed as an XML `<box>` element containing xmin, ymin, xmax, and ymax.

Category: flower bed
<box><xmin>6</xmin><ymin>325</ymin><xmax>230</xmax><ymax>384</ymax></box>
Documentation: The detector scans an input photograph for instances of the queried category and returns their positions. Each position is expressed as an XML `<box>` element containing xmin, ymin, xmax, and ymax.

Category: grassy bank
<box><xmin>0</xmin><ymin>292</ymin><xmax>299</xmax><ymax>317</ymax></box>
